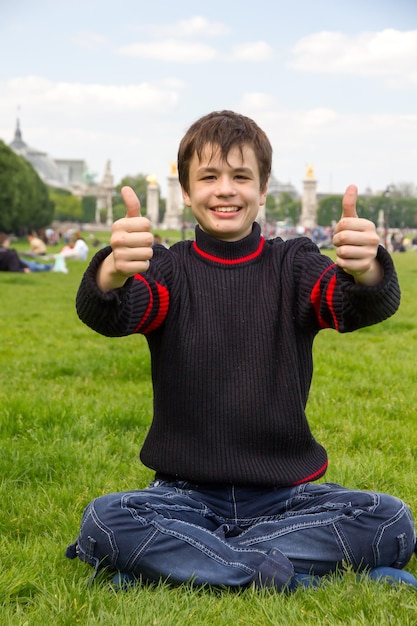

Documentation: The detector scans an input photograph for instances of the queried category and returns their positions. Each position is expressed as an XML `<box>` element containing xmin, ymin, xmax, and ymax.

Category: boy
<box><xmin>67</xmin><ymin>110</ymin><xmax>416</xmax><ymax>591</ymax></box>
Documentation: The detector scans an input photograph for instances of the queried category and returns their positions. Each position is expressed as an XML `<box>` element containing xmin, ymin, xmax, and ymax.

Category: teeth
<box><xmin>213</xmin><ymin>207</ymin><xmax>238</xmax><ymax>213</ymax></box>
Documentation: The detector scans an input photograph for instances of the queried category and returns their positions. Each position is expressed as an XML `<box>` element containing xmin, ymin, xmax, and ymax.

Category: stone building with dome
<box><xmin>8</xmin><ymin>118</ymin><xmax>114</xmax><ymax>225</ymax></box>
<box><xmin>9</xmin><ymin>118</ymin><xmax>69</xmax><ymax>188</ymax></box>
<box><xmin>267</xmin><ymin>172</ymin><xmax>299</xmax><ymax>201</ymax></box>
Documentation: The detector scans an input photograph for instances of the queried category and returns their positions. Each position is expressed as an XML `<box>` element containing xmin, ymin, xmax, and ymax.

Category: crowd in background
<box><xmin>1</xmin><ymin>223</ymin><xmax>417</xmax><ymax>276</ymax></box>
<box><xmin>0</xmin><ymin>228</ymin><xmax>95</xmax><ymax>273</ymax></box>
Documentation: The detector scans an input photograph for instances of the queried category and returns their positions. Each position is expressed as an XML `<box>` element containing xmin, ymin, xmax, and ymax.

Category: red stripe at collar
<box><xmin>192</xmin><ymin>237</ymin><xmax>265</xmax><ymax>265</ymax></box>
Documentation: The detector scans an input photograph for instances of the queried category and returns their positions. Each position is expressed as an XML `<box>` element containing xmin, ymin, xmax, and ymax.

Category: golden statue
<box><xmin>169</xmin><ymin>161</ymin><xmax>178</xmax><ymax>176</ymax></box>
<box><xmin>305</xmin><ymin>164</ymin><xmax>315</xmax><ymax>180</ymax></box>
<box><xmin>146</xmin><ymin>174</ymin><xmax>158</xmax><ymax>187</ymax></box>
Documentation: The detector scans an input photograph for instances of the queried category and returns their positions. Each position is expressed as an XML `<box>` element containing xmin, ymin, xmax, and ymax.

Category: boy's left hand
<box><xmin>332</xmin><ymin>185</ymin><xmax>382</xmax><ymax>285</ymax></box>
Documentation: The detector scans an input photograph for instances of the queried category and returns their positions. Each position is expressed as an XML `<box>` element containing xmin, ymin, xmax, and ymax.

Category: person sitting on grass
<box><xmin>59</xmin><ymin>234</ymin><xmax>89</xmax><ymax>261</ymax></box>
<box><xmin>66</xmin><ymin>110</ymin><xmax>417</xmax><ymax>592</ymax></box>
<box><xmin>0</xmin><ymin>232</ymin><xmax>54</xmax><ymax>272</ymax></box>
<box><xmin>27</xmin><ymin>233</ymin><xmax>47</xmax><ymax>256</ymax></box>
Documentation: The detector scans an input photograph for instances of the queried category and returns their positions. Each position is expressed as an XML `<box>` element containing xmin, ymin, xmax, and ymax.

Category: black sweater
<box><xmin>0</xmin><ymin>247</ymin><xmax>26</xmax><ymax>272</ymax></box>
<box><xmin>76</xmin><ymin>223</ymin><xmax>401</xmax><ymax>487</ymax></box>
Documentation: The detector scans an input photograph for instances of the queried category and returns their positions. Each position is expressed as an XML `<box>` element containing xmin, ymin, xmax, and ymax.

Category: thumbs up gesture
<box><xmin>97</xmin><ymin>186</ymin><xmax>154</xmax><ymax>292</ymax></box>
<box><xmin>332</xmin><ymin>185</ymin><xmax>382</xmax><ymax>285</ymax></box>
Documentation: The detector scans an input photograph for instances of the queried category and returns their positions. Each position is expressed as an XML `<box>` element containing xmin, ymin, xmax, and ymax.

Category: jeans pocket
<box><xmin>392</xmin><ymin>532</ymin><xmax>411</xmax><ymax>569</ymax></box>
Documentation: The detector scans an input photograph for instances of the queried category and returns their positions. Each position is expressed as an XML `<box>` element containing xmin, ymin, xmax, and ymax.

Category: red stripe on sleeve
<box><xmin>143</xmin><ymin>282</ymin><xmax>170</xmax><ymax>334</ymax></box>
<box><xmin>133</xmin><ymin>274</ymin><xmax>153</xmax><ymax>333</ymax></box>
<box><xmin>326</xmin><ymin>274</ymin><xmax>339</xmax><ymax>332</ymax></box>
<box><xmin>310</xmin><ymin>264</ymin><xmax>337</xmax><ymax>329</ymax></box>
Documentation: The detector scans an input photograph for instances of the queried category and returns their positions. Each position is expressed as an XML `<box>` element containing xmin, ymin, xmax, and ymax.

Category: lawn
<box><xmin>1</xmin><ymin>239</ymin><xmax>417</xmax><ymax>625</ymax></box>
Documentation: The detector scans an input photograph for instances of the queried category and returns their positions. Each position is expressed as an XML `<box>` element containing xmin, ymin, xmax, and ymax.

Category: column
<box><xmin>146</xmin><ymin>175</ymin><xmax>160</xmax><ymax>228</ymax></box>
<box><xmin>162</xmin><ymin>162</ymin><xmax>183</xmax><ymax>230</ymax></box>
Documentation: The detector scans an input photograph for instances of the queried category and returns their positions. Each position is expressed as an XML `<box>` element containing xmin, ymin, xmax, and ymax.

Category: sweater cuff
<box><xmin>338</xmin><ymin>245</ymin><xmax>401</xmax><ymax>326</ymax></box>
<box><xmin>341</xmin><ymin>245</ymin><xmax>399</xmax><ymax>294</ymax></box>
<box><xmin>79</xmin><ymin>245</ymin><xmax>133</xmax><ymax>303</ymax></box>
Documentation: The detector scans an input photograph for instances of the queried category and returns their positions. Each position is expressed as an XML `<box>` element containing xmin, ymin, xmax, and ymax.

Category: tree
<box><xmin>49</xmin><ymin>189</ymin><xmax>83</xmax><ymax>221</ymax></box>
<box><xmin>264</xmin><ymin>194</ymin><xmax>278</xmax><ymax>221</ymax></box>
<box><xmin>113</xmin><ymin>174</ymin><xmax>146</xmax><ymax>221</ymax></box>
<box><xmin>275</xmin><ymin>192</ymin><xmax>301</xmax><ymax>225</ymax></box>
<box><xmin>317</xmin><ymin>189</ymin><xmax>417</xmax><ymax>229</ymax></box>
<box><xmin>113</xmin><ymin>174</ymin><xmax>166</xmax><ymax>223</ymax></box>
<box><xmin>81</xmin><ymin>196</ymin><xmax>97</xmax><ymax>223</ymax></box>
<box><xmin>115</xmin><ymin>174</ymin><xmax>148</xmax><ymax>206</ymax></box>
<box><xmin>318</xmin><ymin>195</ymin><xmax>343</xmax><ymax>226</ymax></box>
<box><xmin>0</xmin><ymin>140</ymin><xmax>54</xmax><ymax>233</ymax></box>
<box><xmin>387</xmin><ymin>182</ymin><xmax>417</xmax><ymax>199</ymax></box>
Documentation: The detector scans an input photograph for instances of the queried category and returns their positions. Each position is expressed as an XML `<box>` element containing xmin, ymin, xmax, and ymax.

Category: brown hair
<box><xmin>177</xmin><ymin>110</ymin><xmax>272</xmax><ymax>194</ymax></box>
<box><xmin>0</xmin><ymin>232</ymin><xmax>10</xmax><ymax>246</ymax></box>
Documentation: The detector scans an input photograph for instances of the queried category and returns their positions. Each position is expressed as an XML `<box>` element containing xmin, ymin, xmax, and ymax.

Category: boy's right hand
<box><xmin>97</xmin><ymin>186</ymin><xmax>154</xmax><ymax>292</ymax></box>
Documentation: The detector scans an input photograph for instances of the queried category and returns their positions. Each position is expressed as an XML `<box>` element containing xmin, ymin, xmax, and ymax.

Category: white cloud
<box><xmin>70</xmin><ymin>31</ymin><xmax>109</xmax><ymax>51</ymax></box>
<box><xmin>230</xmin><ymin>41</ymin><xmax>274</xmax><ymax>61</ymax></box>
<box><xmin>290</xmin><ymin>29</ymin><xmax>417</xmax><ymax>85</ymax></box>
<box><xmin>118</xmin><ymin>38</ymin><xmax>274</xmax><ymax>64</ymax></box>
<box><xmin>239</xmin><ymin>92</ymin><xmax>278</xmax><ymax>111</ymax></box>
<box><xmin>144</xmin><ymin>16</ymin><xmax>230</xmax><ymax>39</ymax></box>
<box><xmin>299</xmin><ymin>108</ymin><xmax>339</xmax><ymax>129</ymax></box>
<box><xmin>1</xmin><ymin>76</ymin><xmax>184</xmax><ymax>114</ymax></box>
<box><xmin>118</xmin><ymin>39</ymin><xmax>219</xmax><ymax>62</ymax></box>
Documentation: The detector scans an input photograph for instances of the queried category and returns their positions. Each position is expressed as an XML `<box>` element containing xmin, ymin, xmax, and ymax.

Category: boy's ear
<box><xmin>259</xmin><ymin>184</ymin><xmax>268</xmax><ymax>207</ymax></box>
<box><xmin>182</xmin><ymin>188</ymin><xmax>192</xmax><ymax>207</ymax></box>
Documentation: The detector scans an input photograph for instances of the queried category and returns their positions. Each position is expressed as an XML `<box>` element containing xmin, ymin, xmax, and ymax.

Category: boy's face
<box><xmin>182</xmin><ymin>143</ymin><xmax>267</xmax><ymax>242</ymax></box>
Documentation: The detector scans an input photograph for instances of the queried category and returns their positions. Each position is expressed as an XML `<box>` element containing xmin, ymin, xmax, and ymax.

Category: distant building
<box><xmin>8</xmin><ymin>118</ymin><xmax>114</xmax><ymax>224</ymax></box>
<box><xmin>267</xmin><ymin>173</ymin><xmax>299</xmax><ymax>200</ymax></box>
<box><xmin>9</xmin><ymin>118</ymin><xmax>69</xmax><ymax>188</ymax></box>
<box><xmin>55</xmin><ymin>159</ymin><xmax>87</xmax><ymax>188</ymax></box>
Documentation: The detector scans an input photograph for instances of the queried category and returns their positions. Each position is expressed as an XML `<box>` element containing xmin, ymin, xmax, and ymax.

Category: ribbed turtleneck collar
<box><xmin>192</xmin><ymin>222</ymin><xmax>264</xmax><ymax>265</ymax></box>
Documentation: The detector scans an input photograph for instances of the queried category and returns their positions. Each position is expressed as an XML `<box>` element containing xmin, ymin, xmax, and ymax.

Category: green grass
<box><xmin>1</xmin><ymin>244</ymin><xmax>417</xmax><ymax>625</ymax></box>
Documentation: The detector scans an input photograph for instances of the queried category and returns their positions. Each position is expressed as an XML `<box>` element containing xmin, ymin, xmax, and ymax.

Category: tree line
<box><xmin>269</xmin><ymin>189</ymin><xmax>417</xmax><ymax>230</ymax></box>
<box><xmin>1</xmin><ymin>139</ymin><xmax>416</xmax><ymax>233</ymax></box>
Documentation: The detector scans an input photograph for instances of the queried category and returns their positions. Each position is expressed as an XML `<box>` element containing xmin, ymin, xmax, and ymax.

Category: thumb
<box><xmin>121</xmin><ymin>186</ymin><xmax>141</xmax><ymax>218</ymax></box>
<box><xmin>341</xmin><ymin>184</ymin><xmax>358</xmax><ymax>219</ymax></box>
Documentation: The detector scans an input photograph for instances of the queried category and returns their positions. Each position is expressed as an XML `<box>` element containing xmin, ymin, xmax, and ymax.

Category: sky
<box><xmin>1</xmin><ymin>0</ymin><xmax>417</xmax><ymax>199</ymax></box>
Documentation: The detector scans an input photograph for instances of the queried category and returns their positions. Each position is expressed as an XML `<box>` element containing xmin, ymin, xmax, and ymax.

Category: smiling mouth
<box><xmin>211</xmin><ymin>207</ymin><xmax>241</xmax><ymax>213</ymax></box>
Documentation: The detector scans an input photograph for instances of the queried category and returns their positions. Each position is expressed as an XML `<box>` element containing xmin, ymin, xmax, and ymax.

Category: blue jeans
<box><xmin>66</xmin><ymin>480</ymin><xmax>416</xmax><ymax>590</ymax></box>
<box><xmin>22</xmin><ymin>259</ymin><xmax>53</xmax><ymax>272</ymax></box>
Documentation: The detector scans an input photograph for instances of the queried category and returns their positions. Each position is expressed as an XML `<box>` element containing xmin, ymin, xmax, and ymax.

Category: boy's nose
<box><xmin>216</xmin><ymin>176</ymin><xmax>237</xmax><ymax>196</ymax></box>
